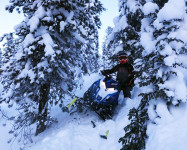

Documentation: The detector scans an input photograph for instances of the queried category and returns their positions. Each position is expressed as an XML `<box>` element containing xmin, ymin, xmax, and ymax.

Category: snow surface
<box><xmin>25</xmin><ymin>73</ymin><xmax>140</xmax><ymax>150</ymax></box>
<box><xmin>143</xmin><ymin>2</ymin><xmax>158</xmax><ymax>15</ymax></box>
<box><xmin>1</xmin><ymin>73</ymin><xmax>187</xmax><ymax>150</ymax></box>
<box><xmin>140</xmin><ymin>31</ymin><xmax>156</xmax><ymax>55</ymax></box>
<box><xmin>147</xmin><ymin>100</ymin><xmax>187</xmax><ymax>150</ymax></box>
<box><xmin>157</xmin><ymin>0</ymin><xmax>185</xmax><ymax>22</ymax></box>
<box><xmin>0</xmin><ymin>73</ymin><xmax>140</xmax><ymax>150</ymax></box>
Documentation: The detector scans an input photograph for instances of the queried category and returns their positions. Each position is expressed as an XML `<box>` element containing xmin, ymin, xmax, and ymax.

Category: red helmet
<box><xmin>118</xmin><ymin>51</ymin><xmax>128</xmax><ymax>64</ymax></box>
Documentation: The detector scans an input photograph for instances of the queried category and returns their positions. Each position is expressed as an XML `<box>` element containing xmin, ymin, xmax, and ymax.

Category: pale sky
<box><xmin>0</xmin><ymin>0</ymin><xmax>119</xmax><ymax>53</ymax></box>
<box><xmin>0</xmin><ymin>0</ymin><xmax>23</xmax><ymax>36</ymax></box>
<box><xmin>98</xmin><ymin>0</ymin><xmax>119</xmax><ymax>53</ymax></box>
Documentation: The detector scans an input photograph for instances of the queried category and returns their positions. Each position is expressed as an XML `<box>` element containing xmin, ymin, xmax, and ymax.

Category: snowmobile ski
<box><xmin>100</xmin><ymin>130</ymin><xmax>109</xmax><ymax>139</ymax></box>
<box><xmin>94</xmin><ymin>110</ymin><xmax>112</xmax><ymax>121</ymax></box>
<box><xmin>67</xmin><ymin>97</ymin><xmax>78</xmax><ymax>109</ymax></box>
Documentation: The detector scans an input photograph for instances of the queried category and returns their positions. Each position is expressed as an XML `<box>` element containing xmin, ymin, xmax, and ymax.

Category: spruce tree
<box><xmin>146</xmin><ymin>0</ymin><xmax>187</xmax><ymax>105</ymax></box>
<box><xmin>0</xmin><ymin>0</ymin><xmax>104</xmax><ymax>144</ymax></box>
<box><xmin>102</xmin><ymin>26</ymin><xmax>114</xmax><ymax>69</ymax></box>
<box><xmin>119</xmin><ymin>0</ymin><xmax>187</xmax><ymax>149</ymax></box>
<box><xmin>108</xmin><ymin>0</ymin><xmax>144</xmax><ymax>53</ymax></box>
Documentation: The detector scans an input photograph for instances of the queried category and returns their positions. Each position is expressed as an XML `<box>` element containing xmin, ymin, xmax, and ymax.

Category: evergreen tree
<box><xmin>119</xmin><ymin>0</ymin><xmax>187</xmax><ymax>149</ymax></box>
<box><xmin>145</xmin><ymin>0</ymin><xmax>187</xmax><ymax>105</ymax></box>
<box><xmin>102</xmin><ymin>26</ymin><xmax>114</xmax><ymax>69</ymax></box>
<box><xmin>0</xmin><ymin>0</ymin><xmax>104</xmax><ymax>144</ymax></box>
<box><xmin>107</xmin><ymin>0</ymin><xmax>144</xmax><ymax>57</ymax></box>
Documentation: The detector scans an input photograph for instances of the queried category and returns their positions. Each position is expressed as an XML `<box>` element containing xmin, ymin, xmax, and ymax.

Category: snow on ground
<box><xmin>0</xmin><ymin>102</ymin><xmax>21</xmax><ymax>150</ymax></box>
<box><xmin>1</xmin><ymin>73</ymin><xmax>187</xmax><ymax>150</ymax></box>
<box><xmin>146</xmin><ymin>101</ymin><xmax>187</xmax><ymax>150</ymax></box>
<box><xmin>26</xmin><ymin>73</ymin><xmax>140</xmax><ymax>150</ymax></box>
<box><xmin>27</xmin><ymin>99</ymin><xmax>138</xmax><ymax>150</ymax></box>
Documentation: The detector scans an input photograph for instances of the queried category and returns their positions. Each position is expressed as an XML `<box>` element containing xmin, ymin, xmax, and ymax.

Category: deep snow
<box><xmin>1</xmin><ymin>73</ymin><xmax>187</xmax><ymax>150</ymax></box>
<box><xmin>25</xmin><ymin>73</ymin><xmax>140</xmax><ymax>150</ymax></box>
<box><xmin>0</xmin><ymin>73</ymin><xmax>140</xmax><ymax>150</ymax></box>
<box><xmin>147</xmin><ymin>100</ymin><xmax>187</xmax><ymax>150</ymax></box>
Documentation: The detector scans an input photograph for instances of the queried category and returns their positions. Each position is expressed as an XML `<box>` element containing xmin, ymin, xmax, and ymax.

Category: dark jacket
<box><xmin>103</xmin><ymin>63</ymin><xmax>134</xmax><ymax>87</ymax></box>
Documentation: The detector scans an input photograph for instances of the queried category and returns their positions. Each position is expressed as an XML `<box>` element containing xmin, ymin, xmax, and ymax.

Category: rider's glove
<box><xmin>101</xmin><ymin>70</ymin><xmax>107</xmax><ymax>76</ymax></box>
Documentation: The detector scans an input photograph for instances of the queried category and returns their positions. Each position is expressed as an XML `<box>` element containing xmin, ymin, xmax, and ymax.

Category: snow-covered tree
<box><xmin>151</xmin><ymin>0</ymin><xmax>187</xmax><ymax>105</ymax></box>
<box><xmin>102</xmin><ymin>26</ymin><xmax>114</xmax><ymax>69</ymax></box>
<box><xmin>107</xmin><ymin>0</ymin><xmax>144</xmax><ymax>58</ymax></box>
<box><xmin>120</xmin><ymin>0</ymin><xmax>187</xmax><ymax>149</ymax></box>
<box><xmin>0</xmin><ymin>0</ymin><xmax>104</xmax><ymax>143</ymax></box>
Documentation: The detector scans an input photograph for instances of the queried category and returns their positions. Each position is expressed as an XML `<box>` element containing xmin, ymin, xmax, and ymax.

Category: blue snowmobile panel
<box><xmin>104</xmin><ymin>77</ymin><xmax>118</xmax><ymax>89</ymax></box>
<box><xmin>83</xmin><ymin>77</ymin><xmax>119</xmax><ymax>106</ymax></box>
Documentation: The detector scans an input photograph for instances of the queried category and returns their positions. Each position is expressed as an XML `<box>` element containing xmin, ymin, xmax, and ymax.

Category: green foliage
<box><xmin>153</xmin><ymin>0</ymin><xmax>169</xmax><ymax>8</ymax></box>
<box><xmin>119</xmin><ymin>106</ymin><xmax>148</xmax><ymax>150</ymax></box>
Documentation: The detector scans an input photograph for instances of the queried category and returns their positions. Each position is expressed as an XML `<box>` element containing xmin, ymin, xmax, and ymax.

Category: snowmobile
<box><xmin>81</xmin><ymin>75</ymin><xmax>120</xmax><ymax>120</ymax></box>
<box><xmin>64</xmin><ymin>75</ymin><xmax>119</xmax><ymax>120</ymax></box>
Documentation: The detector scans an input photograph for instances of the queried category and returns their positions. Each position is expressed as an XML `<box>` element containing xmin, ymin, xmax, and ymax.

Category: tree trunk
<box><xmin>35</xmin><ymin>82</ymin><xmax>50</xmax><ymax>136</ymax></box>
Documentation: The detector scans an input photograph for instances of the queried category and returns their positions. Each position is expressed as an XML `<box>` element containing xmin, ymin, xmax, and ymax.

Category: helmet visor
<box><xmin>119</xmin><ymin>56</ymin><xmax>128</xmax><ymax>60</ymax></box>
<box><xmin>119</xmin><ymin>56</ymin><xmax>128</xmax><ymax>64</ymax></box>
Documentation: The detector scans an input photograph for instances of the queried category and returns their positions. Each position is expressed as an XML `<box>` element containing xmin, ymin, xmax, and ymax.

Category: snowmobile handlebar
<box><xmin>101</xmin><ymin>70</ymin><xmax>111</xmax><ymax>77</ymax></box>
<box><xmin>100</xmin><ymin>70</ymin><xmax>117</xmax><ymax>82</ymax></box>
<box><xmin>104</xmin><ymin>74</ymin><xmax>112</xmax><ymax>78</ymax></box>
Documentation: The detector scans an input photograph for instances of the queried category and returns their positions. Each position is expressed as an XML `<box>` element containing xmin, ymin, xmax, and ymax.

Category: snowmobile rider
<box><xmin>101</xmin><ymin>51</ymin><xmax>134</xmax><ymax>98</ymax></box>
